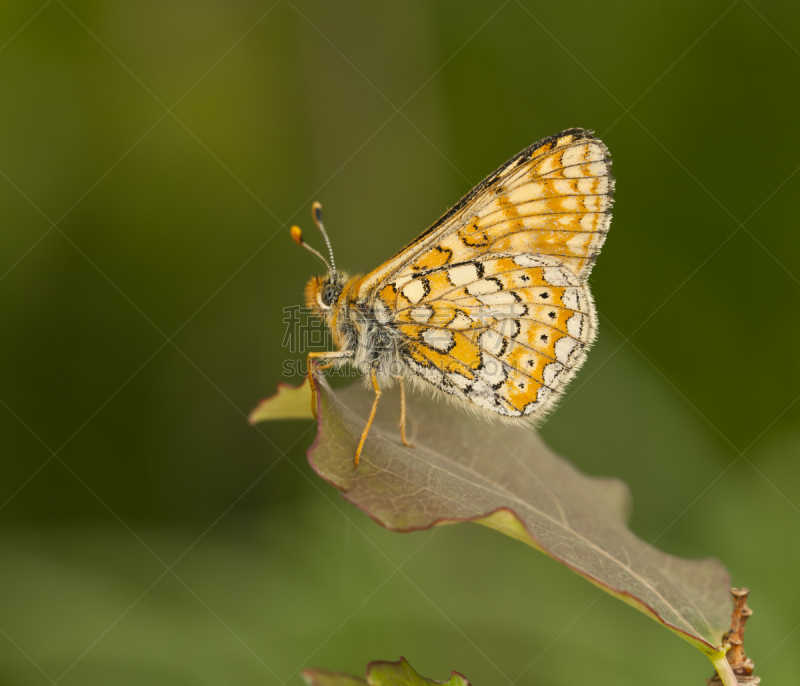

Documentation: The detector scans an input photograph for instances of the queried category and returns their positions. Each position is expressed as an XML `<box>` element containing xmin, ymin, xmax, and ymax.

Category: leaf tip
<box><xmin>249</xmin><ymin>378</ymin><xmax>315</xmax><ymax>423</ymax></box>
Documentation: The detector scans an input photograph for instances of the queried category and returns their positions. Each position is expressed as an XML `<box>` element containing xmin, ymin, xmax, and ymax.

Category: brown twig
<box><xmin>707</xmin><ymin>588</ymin><xmax>760</xmax><ymax>685</ymax></box>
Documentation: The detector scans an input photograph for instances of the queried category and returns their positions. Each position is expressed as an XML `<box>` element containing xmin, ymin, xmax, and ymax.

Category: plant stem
<box><xmin>711</xmin><ymin>653</ymin><xmax>740</xmax><ymax>686</ymax></box>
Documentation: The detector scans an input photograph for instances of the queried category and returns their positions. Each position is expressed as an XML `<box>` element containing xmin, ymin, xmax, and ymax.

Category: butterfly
<box><xmin>292</xmin><ymin>128</ymin><xmax>614</xmax><ymax>470</ymax></box>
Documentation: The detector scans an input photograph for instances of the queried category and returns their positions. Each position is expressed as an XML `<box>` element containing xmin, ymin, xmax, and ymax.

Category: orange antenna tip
<box><xmin>312</xmin><ymin>202</ymin><xmax>323</xmax><ymax>224</ymax></box>
<box><xmin>290</xmin><ymin>225</ymin><xmax>304</xmax><ymax>245</ymax></box>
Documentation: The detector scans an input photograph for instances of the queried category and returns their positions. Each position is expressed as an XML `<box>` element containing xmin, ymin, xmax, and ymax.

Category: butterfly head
<box><xmin>292</xmin><ymin>202</ymin><xmax>344</xmax><ymax>316</ymax></box>
<box><xmin>303</xmin><ymin>272</ymin><xmax>345</xmax><ymax>314</ymax></box>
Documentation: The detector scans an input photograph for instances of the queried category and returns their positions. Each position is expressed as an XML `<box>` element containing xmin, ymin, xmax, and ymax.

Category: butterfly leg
<box><xmin>353</xmin><ymin>368</ymin><xmax>382</xmax><ymax>472</ymax></box>
<box><xmin>307</xmin><ymin>351</ymin><xmax>352</xmax><ymax>419</ymax></box>
<box><xmin>397</xmin><ymin>377</ymin><xmax>414</xmax><ymax>448</ymax></box>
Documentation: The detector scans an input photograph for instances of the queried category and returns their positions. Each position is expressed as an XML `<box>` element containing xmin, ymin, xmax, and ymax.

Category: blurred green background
<box><xmin>1</xmin><ymin>1</ymin><xmax>798</xmax><ymax>684</ymax></box>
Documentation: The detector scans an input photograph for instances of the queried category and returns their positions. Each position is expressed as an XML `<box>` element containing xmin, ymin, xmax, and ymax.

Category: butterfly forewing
<box><xmin>359</xmin><ymin>128</ymin><xmax>612</xmax><ymax>297</ymax></box>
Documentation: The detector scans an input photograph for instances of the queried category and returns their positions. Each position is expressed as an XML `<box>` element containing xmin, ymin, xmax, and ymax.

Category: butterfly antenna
<box><xmin>311</xmin><ymin>202</ymin><xmax>337</xmax><ymax>276</ymax></box>
<box><xmin>290</xmin><ymin>224</ymin><xmax>332</xmax><ymax>273</ymax></box>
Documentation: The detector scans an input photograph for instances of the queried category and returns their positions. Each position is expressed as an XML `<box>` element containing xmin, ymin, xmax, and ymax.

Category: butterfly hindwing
<box><xmin>389</xmin><ymin>251</ymin><xmax>595</xmax><ymax>421</ymax></box>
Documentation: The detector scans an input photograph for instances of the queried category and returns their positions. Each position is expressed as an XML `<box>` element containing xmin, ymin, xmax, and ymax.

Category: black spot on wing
<box><xmin>496</xmin><ymin>337</ymin><xmax>509</xmax><ymax>359</ymax></box>
<box><xmin>420</xmin><ymin>277</ymin><xmax>431</xmax><ymax>299</ymax></box>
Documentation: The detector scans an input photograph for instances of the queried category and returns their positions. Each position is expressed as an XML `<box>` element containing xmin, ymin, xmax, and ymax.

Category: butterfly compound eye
<box><xmin>320</xmin><ymin>283</ymin><xmax>340</xmax><ymax>307</ymax></box>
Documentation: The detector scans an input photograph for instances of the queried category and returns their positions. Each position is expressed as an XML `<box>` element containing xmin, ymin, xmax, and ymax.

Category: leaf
<box><xmin>302</xmin><ymin>657</ymin><xmax>471</xmax><ymax>686</ymax></box>
<box><xmin>252</xmin><ymin>376</ymin><xmax>733</xmax><ymax>658</ymax></box>
<box><xmin>249</xmin><ymin>381</ymin><xmax>314</xmax><ymax>422</ymax></box>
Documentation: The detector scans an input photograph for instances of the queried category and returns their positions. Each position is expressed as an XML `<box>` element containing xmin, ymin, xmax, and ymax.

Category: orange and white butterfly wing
<box><xmin>359</xmin><ymin>128</ymin><xmax>612</xmax><ymax>297</ymax></box>
<box><xmin>358</xmin><ymin>128</ymin><xmax>613</xmax><ymax>421</ymax></box>
<box><xmin>389</xmin><ymin>253</ymin><xmax>595</xmax><ymax>419</ymax></box>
